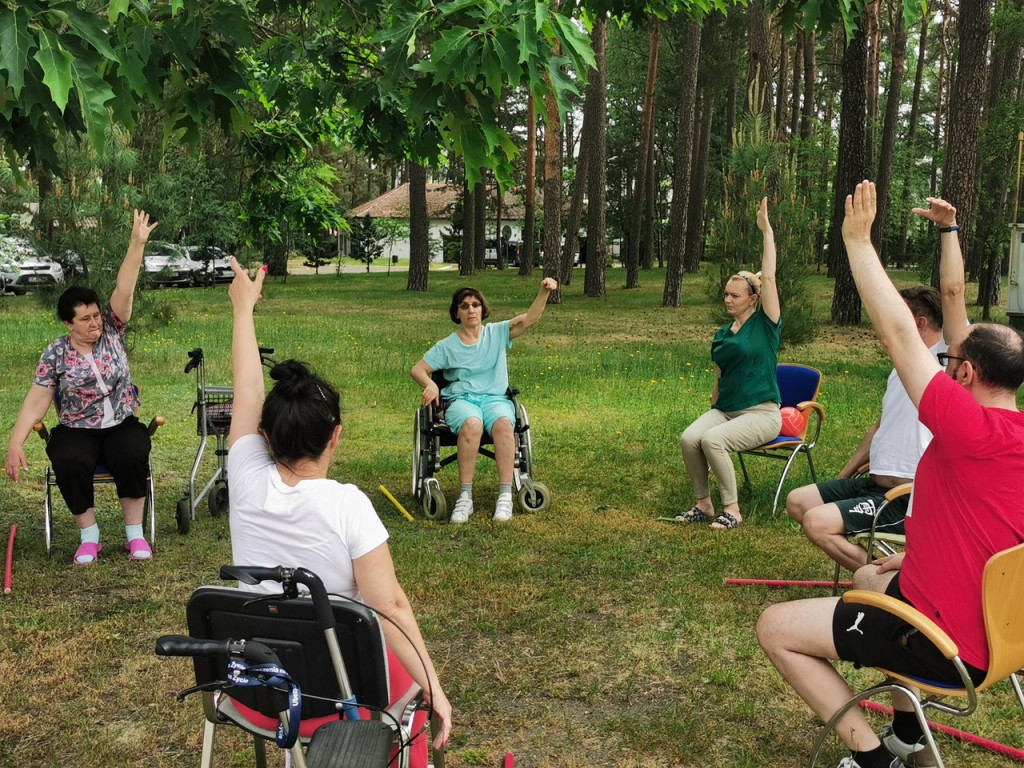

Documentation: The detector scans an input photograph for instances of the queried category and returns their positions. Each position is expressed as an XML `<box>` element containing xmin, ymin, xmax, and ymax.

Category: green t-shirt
<box><xmin>711</xmin><ymin>307</ymin><xmax>781</xmax><ymax>412</ymax></box>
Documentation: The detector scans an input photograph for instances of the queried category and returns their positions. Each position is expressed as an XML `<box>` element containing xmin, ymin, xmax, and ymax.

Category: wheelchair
<box><xmin>156</xmin><ymin>564</ymin><xmax>442</xmax><ymax>768</ymax></box>
<box><xmin>411</xmin><ymin>370</ymin><xmax>551</xmax><ymax>520</ymax></box>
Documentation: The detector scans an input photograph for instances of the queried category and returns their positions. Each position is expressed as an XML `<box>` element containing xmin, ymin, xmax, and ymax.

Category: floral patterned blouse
<box><xmin>33</xmin><ymin>307</ymin><xmax>140</xmax><ymax>428</ymax></box>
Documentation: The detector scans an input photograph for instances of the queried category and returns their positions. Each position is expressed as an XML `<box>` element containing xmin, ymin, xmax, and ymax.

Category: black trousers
<box><xmin>46</xmin><ymin>418</ymin><xmax>151</xmax><ymax>516</ymax></box>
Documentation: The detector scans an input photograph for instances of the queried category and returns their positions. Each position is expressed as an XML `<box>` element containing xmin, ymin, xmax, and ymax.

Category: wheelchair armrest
<box><xmin>33</xmin><ymin>421</ymin><xmax>49</xmax><ymax>443</ymax></box>
<box><xmin>842</xmin><ymin>590</ymin><xmax>958</xmax><ymax>659</ymax></box>
<box><xmin>147</xmin><ymin>415</ymin><xmax>166</xmax><ymax>436</ymax></box>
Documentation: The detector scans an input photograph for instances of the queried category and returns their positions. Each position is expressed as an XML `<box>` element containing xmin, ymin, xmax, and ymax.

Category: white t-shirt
<box><xmin>227</xmin><ymin>434</ymin><xmax>389</xmax><ymax>598</ymax></box>
<box><xmin>869</xmin><ymin>336</ymin><xmax>949</xmax><ymax>479</ymax></box>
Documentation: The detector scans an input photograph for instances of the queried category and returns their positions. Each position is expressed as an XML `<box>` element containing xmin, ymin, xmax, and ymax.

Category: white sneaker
<box><xmin>493</xmin><ymin>493</ymin><xmax>514</xmax><ymax>521</ymax></box>
<box><xmin>880</xmin><ymin>723</ymin><xmax>938</xmax><ymax>767</ymax></box>
<box><xmin>450</xmin><ymin>494</ymin><xmax>473</xmax><ymax>523</ymax></box>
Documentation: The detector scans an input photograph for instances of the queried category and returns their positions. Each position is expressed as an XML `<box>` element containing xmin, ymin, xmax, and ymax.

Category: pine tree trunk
<box><xmin>864</xmin><ymin>0</ymin><xmax>881</xmax><ymax>167</ymax></box>
<box><xmin>896</xmin><ymin>12</ymin><xmax>929</xmax><ymax>269</ymax></box>
<box><xmin>543</xmin><ymin>91</ymin><xmax>563</xmax><ymax>304</ymax></box>
<box><xmin>829</xmin><ymin>24</ymin><xmax>868</xmax><ymax>326</ymax></box>
<box><xmin>626</xmin><ymin>16</ymin><xmax>660</xmax><ymax>289</ymax></box>
<box><xmin>684</xmin><ymin>93</ymin><xmax>713</xmax><ymax>274</ymax></box>
<box><xmin>872</xmin><ymin>0</ymin><xmax>908</xmax><ymax>265</ymax></box>
<box><xmin>942</xmin><ymin>0</ymin><xmax>992</xmax><ymax>283</ymax></box>
<box><xmin>640</xmin><ymin>115</ymin><xmax>657</xmax><ymax>271</ymax></box>
<box><xmin>563</xmin><ymin>69</ymin><xmax>595</xmax><ymax>287</ymax></box>
<box><xmin>663</xmin><ymin>20</ymin><xmax>702</xmax><ymax>308</ymax></box>
<box><xmin>406</xmin><ymin>162</ymin><xmax>429</xmax><ymax>292</ymax></box>
<box><xmin>746</xmin><ymin>1</ymin><xmax>771</xmax><ymax>118</ymax></box>
<box><xmin>584</xmin><ymin>18</ymin><xmax>608</xmax><ymax>299</ymax></box>
<box><xmin>520</xmin><ymin>95</ymin><xmax>537</xmax><ymax>277</ymax></box>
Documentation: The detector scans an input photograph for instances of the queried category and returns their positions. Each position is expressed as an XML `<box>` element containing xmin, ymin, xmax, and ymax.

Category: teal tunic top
<box><xmin>422</xmin><ymin>320</ymin><xmax>513</xmax><ymax>399</ymax></box>
<box><xmin>711</xmin><ymin>306</ymin><xmax>781</xmax><ymax>412</ymax></box>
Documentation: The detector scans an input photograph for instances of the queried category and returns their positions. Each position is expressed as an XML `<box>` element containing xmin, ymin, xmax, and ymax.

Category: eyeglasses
<box><xmin>937</xmin><ymin>353</ymin><xmax>968</xmax><ymax>367</ymax></box>
<box><xmin>458</xmin><ymin>302</ymin><xmax>483</xmax><ymax>311</ymax></box>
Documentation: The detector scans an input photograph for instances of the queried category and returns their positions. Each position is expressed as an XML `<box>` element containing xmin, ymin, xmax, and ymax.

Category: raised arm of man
<box><xmin>842</xmin><ymin>181</ymin><xmax>941</xmax><ymax>408</ymax></box>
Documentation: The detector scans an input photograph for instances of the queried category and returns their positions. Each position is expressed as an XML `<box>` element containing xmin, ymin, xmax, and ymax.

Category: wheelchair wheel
<box><xmin>518</xmin><ymin>482</ymin><xmax>551</xmax><ymax>513</ymax></box>
<box><xmin>422</xmin><ymin>486</ymin><xmax>447</xmax><ymax>521</ymax></box>
<box><xmin>208</xmin><ymin>480</ymin><xmax>229</xmax><ymax>518</ymax></box>
<box><xmin>176</xmin><ymin>498</ymin><xmax>192</xmax><ymax>535</ymax></box>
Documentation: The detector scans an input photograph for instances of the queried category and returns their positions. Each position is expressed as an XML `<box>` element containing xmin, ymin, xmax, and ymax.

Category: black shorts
<box><xmin>832</xmin><ymin>573</ymin><xmax>986</xmax><ymax>687</ymax></box>
<box><xmin>817</xmin><ymin>476</ymin><xmax>910</xmax><ymax>536</ymax></box>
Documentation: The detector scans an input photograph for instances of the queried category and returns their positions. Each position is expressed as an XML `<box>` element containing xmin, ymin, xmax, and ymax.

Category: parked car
<box><xmin>143</xmin><ymin>242</ymin><xmax>197</xmax><ymax>287</ymax></box>
<box><xmin>183</xmin><ymin>245</ymin><xmax>233</xmax><ymax>285</ymax></box>
<box><xmin>0</xmin><ymin>236</ymin><xmax>65</xmax><ymax>294</ymax></box>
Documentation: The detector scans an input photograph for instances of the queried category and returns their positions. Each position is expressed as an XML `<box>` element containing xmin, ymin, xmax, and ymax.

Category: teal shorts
<box><xmin>444</xmin><ymin>394</ymin><xmax>515</xmax><ymax>435</ymax></box>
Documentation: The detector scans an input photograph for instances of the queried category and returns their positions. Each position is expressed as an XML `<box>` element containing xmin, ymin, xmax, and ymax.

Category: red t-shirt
<box><xmin>901</xmin><ymin>372</ymin><xmax>1024</xmax><ymax>670</ymax></box>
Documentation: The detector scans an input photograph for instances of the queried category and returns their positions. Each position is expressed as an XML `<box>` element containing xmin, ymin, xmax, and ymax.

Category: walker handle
<box><xmin>184</xmin><ymin>348</ymin><xmax>204</xmax><ymax>374</ymax></box>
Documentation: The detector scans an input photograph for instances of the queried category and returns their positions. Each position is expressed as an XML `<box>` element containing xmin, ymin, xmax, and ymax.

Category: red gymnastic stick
<box><xmin>724</xmin><ymin>578</ymin><xmax>854</xmax><ymax>589</ymax></box>
<box><xmin>4</xmin><ymin>524</ymin><xmax>16</xmax><ymax>595</ymax></box>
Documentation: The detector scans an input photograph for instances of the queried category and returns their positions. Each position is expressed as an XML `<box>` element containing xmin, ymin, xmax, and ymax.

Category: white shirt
<box><xmin>227</xmin><ymin>434</ymin><xmax>389</xmax><ymax>598</ymax></box>
<box><xmin>869</xmin><ymin>336</ymin><xmax>949</xmax><ymax>479</ymax></box>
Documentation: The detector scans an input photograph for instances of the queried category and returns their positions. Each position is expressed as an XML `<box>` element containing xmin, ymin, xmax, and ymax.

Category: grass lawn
<box><xmin>1</xmin><ymin>267</ymin><xmax>1021</xmax><ymax>768</ymax></box>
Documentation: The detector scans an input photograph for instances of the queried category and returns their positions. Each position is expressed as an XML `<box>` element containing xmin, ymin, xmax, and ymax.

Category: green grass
<box><xmin>0</xmin><ymin>268</ymin><xmax>1020</xmax><ymax>768</ymax></box>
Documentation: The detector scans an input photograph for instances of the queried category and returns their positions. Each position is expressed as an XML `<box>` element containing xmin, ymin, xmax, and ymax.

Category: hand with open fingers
<box><xmin>911</xmin><ymin>196</ymin><xmax>957</xmax><ymax>229</ymax></box>
<box><xmin>4</xmin><ymin>446</ymin><xmax>27</xmax><ymax>483</ymax></box>
<box><xmin>756</xmin><ymin>196</ymin><xmax>772</xmax><ymax>233</ymax></box>
<box><xmin>842</xmin><ymin>179</ymin><xmax>877</xmax><ymax>244</ymax></box>
<box><xmin>540</xmin><ymin>277</ymin><xmax>557</xmax><ymax>291</ymax></box>
<box><xmin>228</xmin><ymin>257</ymin><xmax>267</xmax><ymax>314</ymax></box>
<box><xmin>130</xmin><ymin>210</ymin><xmax>158</xmax><ymax>246</ymax></box>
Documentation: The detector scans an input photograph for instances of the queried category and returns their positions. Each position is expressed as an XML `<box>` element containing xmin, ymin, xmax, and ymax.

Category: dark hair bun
<box><xmin>269</xmin><ymin>360</ymin><xmax>311</xmax><ymax>395</ymax></box>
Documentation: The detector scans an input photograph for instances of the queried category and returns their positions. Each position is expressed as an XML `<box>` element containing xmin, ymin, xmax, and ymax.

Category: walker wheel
<box><xmin>208</xmin><ymin>480</ymin><xmax>229</xmax><ymax>518</ymax></box>
<box><xmin>176</xmin><ymin>498</ymin><xmax>192</xmax><ymax>535</ymax></box>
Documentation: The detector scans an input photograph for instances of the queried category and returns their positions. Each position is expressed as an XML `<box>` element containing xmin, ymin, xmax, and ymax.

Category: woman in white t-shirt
<box><xmin>226</xmin><ymin>258</ymin><xmax>452</xmax><ymax>763</ymax></box>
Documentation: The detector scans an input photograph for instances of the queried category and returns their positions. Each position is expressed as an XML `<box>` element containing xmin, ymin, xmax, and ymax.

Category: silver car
<box><xmin>0</xmin><ymin>236</ymin><xmax>66</xmax><ymax>294</ymax></box>
<box><xmin>183</xmin><ymin>245</ymin><xmax>233</xmax><ymax>285</ymax></box>
<box><xmin>144</xmin><ymin>242</ymin><xmax>197</xmax><ymax>287</ymax></box>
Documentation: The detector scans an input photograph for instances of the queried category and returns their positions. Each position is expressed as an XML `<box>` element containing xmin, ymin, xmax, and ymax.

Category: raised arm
<box><xmin>911</xmin><ymin>197</ymin><xmax>968</xmax><ymax>348</ymax></box>
<box><xmin>353</xmin><ymin>544</ymin><xmax>453</xmax><ymax>750</ymax></box>
<box><xmin>843</xmin><ymin>181</ymin><xmax>940</xmax><ymax>407</ymax></box>
<box><xmin>109</xmin><ymin>210</ymin><xmax>158</xmax><ymax>323</ymax></box>
<box><xmin>508</xmin><ymin>277</ymin><xmax>558</xmax><ymax>340</ymax></box>
<box><xmin>228</xmin><ymin>258</ymin><xmax>268</xmax><ymax>446</ymax></box>
<box><xmin>5</xmin><ymin>384</ymin><xmax>55</xmax><ymax>482</ymax></box>
<box><xmin>756</xmin><ymin>197</ymin><xmax>780</xmax><ymax>323</ymax></box>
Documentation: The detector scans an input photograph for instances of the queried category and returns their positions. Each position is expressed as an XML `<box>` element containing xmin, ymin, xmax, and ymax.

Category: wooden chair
<box><xmin>809</xmin><ymin>542</ymin><xmax>1024</xmax><ymax>768</ymax></box>
<box><xmin>738</xmin><ymin>363</ymin><xmax>825</xmax><ymax>514</ymax></box>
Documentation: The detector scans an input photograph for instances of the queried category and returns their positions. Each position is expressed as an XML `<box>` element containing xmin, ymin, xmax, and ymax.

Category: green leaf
<box><xmin>108</xmin><ymin>0</ymin><xmax>130</xmax><ymax>25</ymax></box>
<box><xmin>0</xmin><ymin>7</ymin><xmax>32</xmax><ymax>98</ymax></box>
<box><xmin>516</xmin><ymin>11</ymin><xmax>539</xmax><ymax>63</ymax></box>
<box><xmin>71</xmin><ymin>63</ymin><xmax>115</xmax><ymax>150</ymax></box>
<box><xmin>33</xmin><ymin>29</ymin><xmax>74</xmax><ymax>112</ymax></box>
<box><xmin>52</xmin><ymin>3</ymin><xmax>119</xmax><ymax>61</ymax></box>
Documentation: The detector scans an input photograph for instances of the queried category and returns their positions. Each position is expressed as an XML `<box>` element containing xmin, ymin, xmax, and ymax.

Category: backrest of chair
<box><xmin>980</xmin><ymin>542</ymin><xmax>1024</xmax><ymax>688</ymax></box>
<box><xmin>185</xmin><ymin>587</ymin><xmax>390</xmax><ymax>719</ymax></box>
<box><xmin>776</xmin><ymin>364</ymin><xmax>821</xmax><ymax>409</ymax></box>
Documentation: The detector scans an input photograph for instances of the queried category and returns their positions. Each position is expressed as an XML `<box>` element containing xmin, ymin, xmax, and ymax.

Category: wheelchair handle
<box><xmin>220</xmin><ymin>565</ymin><xmax>336</xmax><ymax>632</ymax></box>
<box><xmin>184</xmin><ymin>348</ymin><xmax>204</xmax><ymax>374</ymax></box>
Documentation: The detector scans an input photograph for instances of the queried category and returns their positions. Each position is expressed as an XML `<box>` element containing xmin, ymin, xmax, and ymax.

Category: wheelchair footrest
<box><xmin>305</xmin><ymin>719</ymin><xmax>395</xmax><ymax>768</ymax></box>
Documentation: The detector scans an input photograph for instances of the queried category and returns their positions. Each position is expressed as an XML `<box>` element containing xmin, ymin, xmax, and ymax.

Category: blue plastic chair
<box><xmin>737</xmin><ymin>363</ymin><xmax>825</xmax><ymax>515</ymax></box>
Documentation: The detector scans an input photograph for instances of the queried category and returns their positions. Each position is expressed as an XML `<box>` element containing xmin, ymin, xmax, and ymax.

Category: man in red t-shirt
<box><xmin>757</xmin><ymin>181</ymin><xmax>1024</xmax><ymax>768</ymax></box>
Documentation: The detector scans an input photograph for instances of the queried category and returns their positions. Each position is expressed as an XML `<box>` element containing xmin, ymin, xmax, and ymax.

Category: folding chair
<box><xmin>738</xmin><ymin>363</ymin><xmax>825</xmax><ymax>514</ymax></box>
<box><xmin>809</xmin><ymin>542</ymin><xmax>1024</xmax><ymax>768</ymax></box>
<box><xmin>32</xmin><ymin>387</ymin><xmax>163</xmax><ymax>557</ymax></box>
<box><xmin>166</xmin><ymin>565</ymin><xmax>442</xmax><ymax>768</ymax></box>
<box><xmin>831</xmin><ymin>482</ymin><xmax>911</xmax><ymax>594</ymax></box>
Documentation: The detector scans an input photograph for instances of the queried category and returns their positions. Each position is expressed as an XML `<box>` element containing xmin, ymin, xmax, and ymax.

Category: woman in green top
<box><xmin>677</xmin><ymin>197</ymin><xmax>782</xmax><ymax>530</ymax></box>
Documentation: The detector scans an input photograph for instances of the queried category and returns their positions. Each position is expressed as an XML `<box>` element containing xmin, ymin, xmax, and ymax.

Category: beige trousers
<box><xmin>680</xmin><ymin>402</ymin><xmax>782</xmax><ymax>506</ymax></box>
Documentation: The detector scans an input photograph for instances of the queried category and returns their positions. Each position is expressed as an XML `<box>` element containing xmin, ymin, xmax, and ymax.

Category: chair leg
<box><xmin>832</xmin><ymin>561</ymin><xmax>842</xmax><ymax>597</ymax></box>
<box><xmin>805</xmin><ymin>449</ymin><xmax>819</xmax><ymax>484</ymax></box>
<box><xmin>200</xmin><ymin>719</ymin><xmax>216</xmax><ymax>768</ymax></box>
<box><xmin>771</xmin><ymin>450</ymin><xmax>804</xmax><ymax>515</ymax></box>
<box><xmin>1011</xmin><ymin>672</ymin><xmax>1024</xmax><ymax>715</ymax></box>
<box><xmin>253</xmin><ymin>734</ymin><xmax>269</xmax><ymax>768</ymax></box>
<box><xmin>146</xmin><ymin>464</ymin><xmax>157</xmax><ymax>546</ymax></box>
<box><xmin>44</xmin><ymin>470</ymin><xmax>54</xmax><ymax>557</ymax></box>
<box><xmin>738</xmin><ymin>453</ymin><xmax>750</xmax><ymax>487</ymax></box>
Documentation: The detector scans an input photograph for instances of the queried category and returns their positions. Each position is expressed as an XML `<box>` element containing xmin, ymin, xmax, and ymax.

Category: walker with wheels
<box><xmin>177</xmin><ymin>346</ymin><xmax>275</xmax><ymax>534</ymax></box>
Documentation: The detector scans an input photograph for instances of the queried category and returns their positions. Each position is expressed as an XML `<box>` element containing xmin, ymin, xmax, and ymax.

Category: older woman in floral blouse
<box><xmin>5</xmin><ymin>210</ymin><xmax>159</xmax><ymax>564</ymax></box>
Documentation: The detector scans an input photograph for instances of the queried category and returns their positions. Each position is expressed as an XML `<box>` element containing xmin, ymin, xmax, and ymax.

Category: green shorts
<box><xmin>816</xmin><ymin>476</ymin><xmax>911</xmax><ymax>536</ymax></box>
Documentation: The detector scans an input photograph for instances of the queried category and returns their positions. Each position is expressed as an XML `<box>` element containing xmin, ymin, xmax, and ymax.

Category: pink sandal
<box><xmin>74</xmin><ymin>541</ymin><xmax>101</xmax><ymax>565</ymax></box>
<box><xmin>125</xmin><ymin>538</ymin><xmax>153</xmax><ymax>560</ymax></box>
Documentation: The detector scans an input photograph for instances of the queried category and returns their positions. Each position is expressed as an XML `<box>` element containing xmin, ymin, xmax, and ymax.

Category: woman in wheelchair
<box><xmin>677</xmin><ymin>196</ymin><xmax>782</xmax><ymax>531</ymax></box>
<box><xmin>5</xmin><ymin>210</ymin><xmax>159</xmax><ymax>564</ymax></box>
<box><xmin>226</xmin><ymin>258</ymin><xmax>452</xmax><ymax>762</ymax></box>
<box><xmin>411</xmin><ymin>277</ymin><xmax>558</xmax><ymax>522</ymax></box>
